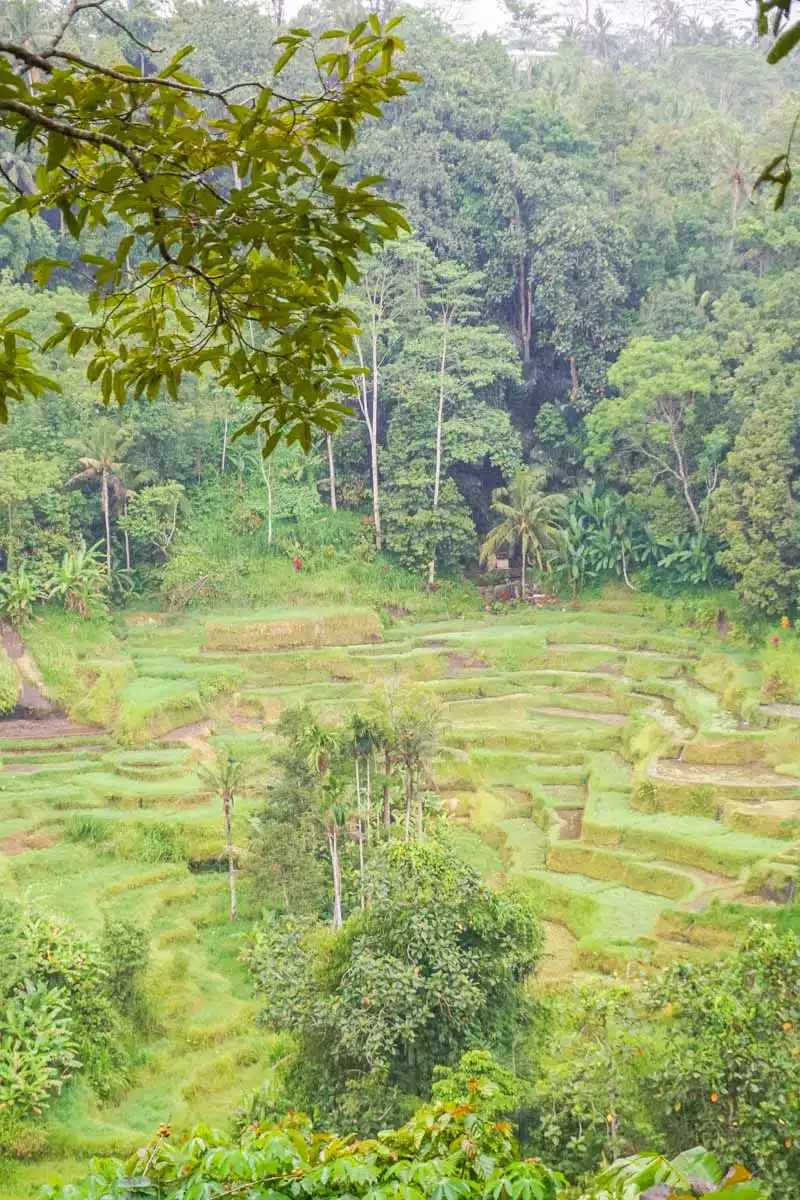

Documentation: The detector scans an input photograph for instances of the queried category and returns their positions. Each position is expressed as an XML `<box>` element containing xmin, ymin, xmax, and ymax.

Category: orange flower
<box><xmin>663</xmin><ymin>1001</ymin><xmax>673</xmax><ymax>1016</ymax></box>
<box><xmin>783</xmin><ymin>1022</ymin><xmax>793</xmax><ymax>1031</ymax></box>
<box><xmin>710</xmin><ymin>1093</ymin><xmax>719</xmax><ymax>1104</ymax></box>
<box><xmin>780</xmin><ymin>616</ymin><xmax>791</xmax><ymax>630</ymax></box>
<box><xmin>786</xmin><ymin>1138</ymin><xmax>793</xmax><ymax>1149</ymax></box>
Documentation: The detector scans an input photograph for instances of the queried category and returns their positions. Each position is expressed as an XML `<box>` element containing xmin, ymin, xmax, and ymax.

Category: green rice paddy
<box><xmin>1</xmin><ymin>600</ymin><xmax>799</xmax><ymax>1195</ymax></box>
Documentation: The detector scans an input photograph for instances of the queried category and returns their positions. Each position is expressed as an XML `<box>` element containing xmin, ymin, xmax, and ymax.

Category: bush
<box><xmin>244</xmin><ymin>841</ymin><xmax>544</xmax><ymax>1129</ymax></box>
<box><xmin>649</xmin><ymin>923</ymin><xmax>800</xmax><ymax>1192</ymax></box>
<box><xmin>0</xmin><ymin>901</ymin><xmax>135</xmax><ymax>1119</ymax></box>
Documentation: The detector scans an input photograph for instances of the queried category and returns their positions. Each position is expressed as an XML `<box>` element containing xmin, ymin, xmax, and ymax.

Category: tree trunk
<box><xmin>519</xmin><ymin>255</ymin><xmax>532</xmax><ymax>363</ymax></box>
<box><xmin>521</xmin><ymin>531</ymin><xmax>527</xmax><ymax>600</ymax></box>
<box><xmin>428</xmin><ymin>321</ymin><xmax>448</xmax><ymax>586</ymax></box>
<box><xmin>224</xmin><ymin>793</ymin><xmax>237</xmax><ymax>921</ymax></box>
<box><xmin>404</xmin><ymin>768</ymin><xmax>412</xmax><ymax>842</ymax></box>
<box><xmin>328</xmin><ymin>826</ymin><xmax>343</xmax><ymax>930</ymax></box>
<box><xmin>355</xmin><ymin>756</ymin><xmax>362</xmax><ymax>811</ymax></box>
<box><xmin>257</xmin><ymin>437</ymin><xmax>273</xmax><ymax>546</ymax></box>
<box><xmin>569</xmin><ymin>355</ymin><xmax>579</xmax><ymax>399</ymax></box>
<box><xmin>365</xmin><ymin>756</ymin><xmax>372</xmax><ymax>844</ymax></box>
<box><xmin>101</xmin><ymin>469</ymin><xmax>112</xmax><ymax>576</ymax></box>
<box><xmin>415</xmin><ymin>769</ymin><xmax>424</xmax><ymax>840</ymax></box>
<box><xmin>358</xmin><ymin>820</ymin><xmax>366</xmax><ymax>909</ymax></box>
<box><xmin>383</xmin><ymin>750</ymin><xmax>392</xmax><ymax>832</ymax></box>
<box><xmin>221</xmin><ymin>403</ymin><xmax>229</xmax><ymax>473</ymax></box>
<box><xmin>123</xmin><ymin>497</ymin><xmax>131</xmax><ymax>571</ymax></box>
<box><xmin>357</xmin><ymin>336</ymin><xmax>383</xmax><ymax>550</ymax></box>
<box><xmin>326</xmin><ymin>433</ymin><xmax>337</xmax><ymax>512</ymax></box>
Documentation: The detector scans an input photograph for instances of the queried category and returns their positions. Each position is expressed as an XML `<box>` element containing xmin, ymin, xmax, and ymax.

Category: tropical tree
<box><xmin>0</xmin><ymin>560</ymin><xmax>44</xmax><ymax>625</ymax></box>
<box><xmin>199</xmin><ymin>749</ymin><xmax>245</xmax><ymax>921</ymax></box>
<box><xmin>480</xmin><ymin>466</ymin><xmax>567</xmax><ymax>595</ymax></box>
<box><xmin>65</xmin><ymin>421</ymin><xmax>132</xmax><ymax>577</ymax></box>
<box><xmin>45</xmin><ymin>541</ymin><xmax>108</xmax><ymax>619</ymax></box>
<box><xmin>0</xmin><ymin>449</ymin><xmax>59</xmax><ymax>570</ymax></box>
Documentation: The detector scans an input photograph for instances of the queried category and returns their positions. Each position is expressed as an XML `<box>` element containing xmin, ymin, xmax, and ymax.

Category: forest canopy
<box><xmin>2</xmin><ymin>0</ymin><xmax>800</xmax><ymax>615</ymax></box>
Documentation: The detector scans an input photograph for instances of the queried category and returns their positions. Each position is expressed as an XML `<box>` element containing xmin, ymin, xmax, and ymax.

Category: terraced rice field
<box><xmin>1</xmin><ymin>602</ymin><xmax>799</xmax><ymax>1185</ymax></box>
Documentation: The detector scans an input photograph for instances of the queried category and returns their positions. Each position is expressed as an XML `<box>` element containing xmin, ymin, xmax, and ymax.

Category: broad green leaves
<box><xmin>0</xmin><ymin>17</ymin><xmax>416</xmax><ymax>446</ymax></box>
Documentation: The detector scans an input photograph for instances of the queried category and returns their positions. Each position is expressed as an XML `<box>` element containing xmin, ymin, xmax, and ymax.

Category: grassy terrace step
<box><xmin>546</xmin><ymin>841</ymin><xmax>696</xmax><ymax>900</ymax></box>
<box><xmin>584</xmin><ymin>788</ymin><xmax>785</xmax><ymax>876</ymax></box>
<box><xmin>203</xmin><ymin>607</ymin><xmax>382</xmax><ymax>651</ymax></box>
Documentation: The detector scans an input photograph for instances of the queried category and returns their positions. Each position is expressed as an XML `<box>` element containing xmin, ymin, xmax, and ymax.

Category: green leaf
<box><xmin>767</xmin><ymin>18</ymin><xmax>800</xmax><ymax>61</ymax></box>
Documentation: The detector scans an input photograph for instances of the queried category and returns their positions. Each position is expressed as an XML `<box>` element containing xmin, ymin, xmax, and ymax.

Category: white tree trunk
<box><xmin>224</xmin><ymin>795</ymin><xmax>237</xmax><ymax>921</ymax></box>
<box><xmin>428</xmin><ymin>323</ymin><xmax>448</xmax><ymax>586</ymax></box>
<box><xmin>102</xmin><ymin>469</ymin><xmax>112</xmax><ymax>576</ymax></box>
<box><xmin>326</xmin><ymin>433</ymin><xmax>337</xmax><ymax>512</ymax></box>
<box><xmin>356</xmin><ymin>337</ymin><xmax>383</xmax><ymax>550</ymax></box>
<box><xmin>328</xmin><ymin>826</ymin><xmax>343</xmax><ymax>930</ymax></box>
<box><xmin>358</xmin><ymin>819</ymin><xmax>365</xmax><ymax>909</ymax></box>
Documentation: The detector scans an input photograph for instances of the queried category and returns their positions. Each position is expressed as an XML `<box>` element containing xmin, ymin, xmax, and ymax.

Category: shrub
<box><xmin>0</xmin><ymin>901</ymin><xmax>133</xmax><ymax>1118</ymax></box>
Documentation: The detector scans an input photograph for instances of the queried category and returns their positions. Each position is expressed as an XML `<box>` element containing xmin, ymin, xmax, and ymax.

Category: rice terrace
<box><xmin>4</xmin><ymin>0</ymin><xmax>800</xmax><ymax>1194</ymax></box>
<box><xmin>1</xmin><ymin>591</ymin><xmax>799</xmax><ymax>1193</ymax></box>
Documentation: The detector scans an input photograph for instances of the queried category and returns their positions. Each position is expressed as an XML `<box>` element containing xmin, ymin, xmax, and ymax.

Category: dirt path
<box><xmin>557</xmin><ymin>808</ymin><xmax>584</xmax><ymax>839</ymax></box>
<box><xmin>1</xmin><ymin>621</ymin><xmax>54</xmax><ymax>714</ymax></box>
<box><xmin>0</xmin><ymin>622</ymin><xmax>105</xmax><ymax>743</ymax></box>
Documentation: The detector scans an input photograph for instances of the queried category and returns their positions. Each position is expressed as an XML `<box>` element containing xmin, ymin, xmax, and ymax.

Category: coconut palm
<box><xmin>199</xmin><ymin>749</ymin><xmax>245</xmax><ymax>921</ymax></box>
<box><xmin>480</xmin><ymin>467</ymin><xmax>567</xmax><ymax>597</ymax></box>
<box><xmin>66</xmin><ymin>421</ymin><xmax>133</xmax><ymax>577</ymax></box>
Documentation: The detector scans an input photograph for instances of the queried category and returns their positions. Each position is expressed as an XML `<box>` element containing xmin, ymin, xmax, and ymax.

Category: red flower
<box><xmin>771</xmin><ymin>634</ymin><xmax>780</xmax><ymax>646</ymax></box>
<box><xmin>292</xmin><ymin>556</ymin><xmax>303</xmax><ymax>572</ymax></box>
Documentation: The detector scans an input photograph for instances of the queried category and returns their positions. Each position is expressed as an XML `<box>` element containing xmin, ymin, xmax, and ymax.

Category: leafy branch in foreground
<box><xmin>0</xmin><ymin>3</ymin><xmax>416</xmax><ymax>446</ymax></box>
<box><xmin>38</xmin><ymin>1068</ymin><xmax>766</xmax><ymax>1200</ymax></box>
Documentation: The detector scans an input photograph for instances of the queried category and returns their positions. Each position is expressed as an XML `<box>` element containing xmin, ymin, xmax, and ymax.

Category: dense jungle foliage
<box><xmin>2</xmin><ymin>0</ymin><xmax>800</xmax><ymax>617</ymax></box>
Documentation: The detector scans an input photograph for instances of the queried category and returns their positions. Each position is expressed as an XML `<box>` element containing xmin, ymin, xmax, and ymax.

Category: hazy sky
<box><xmin>285</xmin><ymin>0</ymin><xmax>754</xmax><ymax>37</ymax></box>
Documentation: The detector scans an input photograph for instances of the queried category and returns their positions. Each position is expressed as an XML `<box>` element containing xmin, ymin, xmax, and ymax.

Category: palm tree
<box><xmin>480</xmin><ymin>467</ymin><xmax>567</xmax><ymax>597</ymax></box>
<box><xmin>199</xmin><ymin>749</ymin><xmax>245</xmax><ymax>921</ymax></box>
<box><xmin>383</xmin><ymin>689</ymin><xmax>443</xmax><ymax>842</ymax></box>
<box><xmin>298</xmin><ymin>714</ymin><xmax>348</xmax><ymax>929</ymax></box>
<box><xmin>66</xmin><ymin>421</ymin><xmax>132</xmax><ymax>577</ymax></box>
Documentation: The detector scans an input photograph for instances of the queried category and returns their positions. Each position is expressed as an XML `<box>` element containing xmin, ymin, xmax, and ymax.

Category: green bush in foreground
<box><xmin>41</xmin><ymin>1077</ymin><xmax>765</xmax><ymax>1200</ymax></box>
<box><xmin>0</xmin><ymin>903</ymin><xmax>147</xmax><ymax>1131</ymax></box>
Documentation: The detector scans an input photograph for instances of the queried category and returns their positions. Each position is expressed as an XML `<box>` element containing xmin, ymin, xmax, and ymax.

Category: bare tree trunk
<box><xmin>620</xmin><ymin>540</ymin><xmax>639</xmax><ymax>592</ymax></box>
<box><xmin>404</xmin><ymin>768</ymin><xmax>412</xmax><ymax>842</ymax></box>
<box><xmin>365</xmin><ymin>756</ymin><xmax>372</xmax><ymax>844</ymax></box>
<box><xmin>101</xmin><ymin>469</ymin><xmax>112</xmax><ymax>576</ymax></box>
<box><xmin>123</xmin><ymin>497</ymin><xmax>131</xmax><ymax>571</ymax></box>
<box><xmin>570</xmin><ymin>355</ymin><xmax>579</xmax><ymax>399</ymax></box>
<box><xmin>355</xmin><ymin>756</ymin><xmax>362</xmax><ymax>811</ymax></box>
<box><xmin>416</xmin><ymin>769</ymin><xmax>424</xmax><ymax>840</ymax></box>
<box><xmin>221</xmin><ymin>403</ymin><xmax>229</xmax><ymax>473</ymax></box>
<box><xmin>257</xmin><ymin>436</ymin><xmax>273</xmax><ymax>545</ymax></box>
<box><xmin>383</xmin><ymin>750</ymin><xmax>392</xmax><ymax>832</ymax></box>
<box><xmin>357</xmin><ymin>337</ymin><xmax>383</xmax><ymax>550</ymax></box>
<box><xmin>521</xmin><ymin>531</ymin><xmax>527</xmax><ymax>600</ymax></box>
<box><xmin>326</xmin><ymin>433</ymin><xmax>337</xmax><ymax>512</ymax></box>
<box><xmin>358</xmin><ymin>820</ymin><xmax>365</xmax><ymax>909</ymax></box>
<box><xmin>224</xmin><ymin>793</ymin><xmax>237</xmax><ymax>921</ymax></box>
<box><xmin>428</xmin><ymin>321</ymin><xmax>448</xmax><ymax>586</ymax></box>
<box><xmin>519</xmin><ymin>255</ymin><xmax>532</xmax><ymax>363</ymax></box>
<box><xmin>328</xmin><ymin>826</ymin><xmax>343</xmax><ymax>930</ymax></box>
